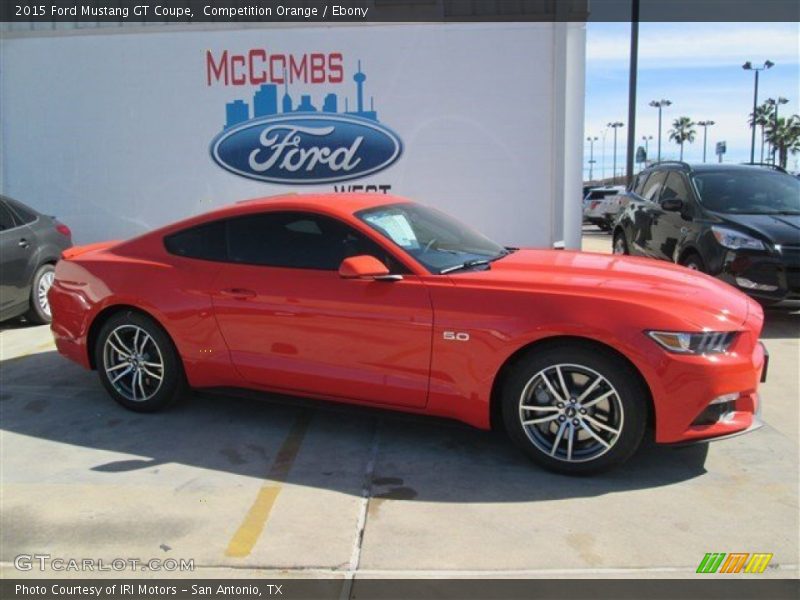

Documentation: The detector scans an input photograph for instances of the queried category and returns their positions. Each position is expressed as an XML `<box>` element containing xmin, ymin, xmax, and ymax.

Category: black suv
<box><xmin>613</xmin><ymin>163</ymin><xmax>800</xmax><ymax>304</ymax></box>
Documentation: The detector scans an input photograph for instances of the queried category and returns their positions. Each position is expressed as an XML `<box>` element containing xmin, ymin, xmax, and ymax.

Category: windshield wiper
<box><xmin>439</xmin><ymin>248</ymin><xmax>512</xmax><ymax>274</ymax></box>
<box><xmin>440</xmin><ymin>259</ymin><xmax>492</xmax><ymax>274</ymax></box>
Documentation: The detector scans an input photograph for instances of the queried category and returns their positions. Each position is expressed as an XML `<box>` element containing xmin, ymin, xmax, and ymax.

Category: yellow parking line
<box><xmin>225</xmin><ymin>411</ymin><xmax>312</xmax><ymax>558</ymax></box>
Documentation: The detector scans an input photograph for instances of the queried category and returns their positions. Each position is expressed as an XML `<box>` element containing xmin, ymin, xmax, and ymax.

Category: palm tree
<box><xmin>668</xmin><ymin>117</ymin><xmax>696</xmax><ymax>160</ymax></box>
<box><xmin>765</xmin><ymin>114</ymin><xmax>800</xmax><ymax>169</ymax></box>
<box><xmin>749</xmin><ymin>102</ymin><xmax>774</xmax><ymax>163</ymax></box>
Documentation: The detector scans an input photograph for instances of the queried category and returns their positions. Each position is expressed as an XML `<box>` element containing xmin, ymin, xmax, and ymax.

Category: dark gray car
<box><xmin>0</xmin><ymin>195</ymin><xmax>72</xmax><ymax>323</ymax></box>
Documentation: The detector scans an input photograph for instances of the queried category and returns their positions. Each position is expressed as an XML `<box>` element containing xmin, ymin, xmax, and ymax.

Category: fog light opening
<box><xmin>692</xmin><ymin>393</ymin><xmax>742</xmax><ymax>426</ymax></box>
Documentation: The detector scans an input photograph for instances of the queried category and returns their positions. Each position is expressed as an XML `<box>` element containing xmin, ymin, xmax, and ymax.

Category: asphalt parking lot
<box><xmin>1</xmin><ymin>230</ymin><xmax>798</xmax><ymax>579</ymax></box>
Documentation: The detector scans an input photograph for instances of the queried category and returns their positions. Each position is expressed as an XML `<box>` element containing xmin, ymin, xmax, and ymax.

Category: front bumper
<box><xmin>649</xmin><ymin>330</ymin><xmax>767</xmax><ymax>444</ymax></box>
<box><xmin>718</xmin><ymin>247</ymin><xmax>800</xmax><ymax>303</ymax></box>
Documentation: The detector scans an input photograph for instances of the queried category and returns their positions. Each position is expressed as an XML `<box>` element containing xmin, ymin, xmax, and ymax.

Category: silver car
<box><xmin>582</xmin><ymin>186</ymin><xmax>626</xmax><ymax>230</ymax></box>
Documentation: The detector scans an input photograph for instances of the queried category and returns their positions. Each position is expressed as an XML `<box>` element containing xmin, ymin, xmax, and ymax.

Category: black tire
<box><xmin>680</xmin><ymin>252</ymin><xmax>706</xmax><ymax>272</ymax></box>
<box><xmin>94</xmin><ymin>310</ymin><xmax>185</xmax><ymax>412</ymax></box>
<box><xmin>501</xmin><ymin>342</ymin><xmax>648</xmax><ymax>475</ymax></box>
<box><xmin>612</xmin><ymin>230</ymin><xmax>629</xmax><ymax>255</ymax></box>
<box><xmin>24</xmin><ymin>264</ymin><xmax>55</xmax><ymax>325</ymax></box>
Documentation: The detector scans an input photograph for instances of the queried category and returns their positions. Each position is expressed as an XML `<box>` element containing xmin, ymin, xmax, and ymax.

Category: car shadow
<box><xmin>0</xmin><ymin>317</ymin><xmax>37</xmax><ymax>331</ymax></box>
<box><xmin>761</xmin><ymin>305</ymin><xmax>800</xmax><ymax>339</ymax></box>
<box><xmin>1</xmin><ymin>350</ymin><xmax>711</xmax><ymax>503</ymax></box>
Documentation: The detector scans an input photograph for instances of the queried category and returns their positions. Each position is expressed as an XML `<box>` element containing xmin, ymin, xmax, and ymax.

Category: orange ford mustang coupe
<box><xmin>50</xmin><ymin>194</ymin><xmax>767</xmax><ymax>474</ymax></box>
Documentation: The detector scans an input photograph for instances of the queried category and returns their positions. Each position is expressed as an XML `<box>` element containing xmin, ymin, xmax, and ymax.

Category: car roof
<box><xmin>644</xmin><ymin>162</ymin><xmax>788</xmax><ymax>175</ymax></box>
<box><xmin>1</xmin><ymin>195</ymin><xmax>41</xmax><ymax>216</ymax></box>
<box><xmin>210</xmin><ymin>192</ymin><xmax>411</xmax><ymax>220</ymax></box>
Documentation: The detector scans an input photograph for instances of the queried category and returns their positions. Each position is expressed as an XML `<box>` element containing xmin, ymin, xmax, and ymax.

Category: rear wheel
<box><xmin>95</xmin><ymin>311</ymin><xmax>185</xmax><ymax>412</ymax></box>
<box><xmin>24</xmin><ymin>264</ymin><xmax>55</xmax><ymax>324</ymax></box>
<box><xmin>613</xmin><ymin>230</ymin><xmax>629</xmax><ymax>255</ymax></box>
<box><xmin>501</xmin><ymin>342</ymin><xmax>648</xmax><ymax>475</ymax></box>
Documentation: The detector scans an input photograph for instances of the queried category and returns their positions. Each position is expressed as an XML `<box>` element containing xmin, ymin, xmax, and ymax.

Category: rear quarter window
<box><xmin>0</xmin><ymin>201</ymin><xmax>16</xmax><ymax>231</ymax></box>
<box><xmin>164</xmin><ymin>220</ymin><xmax>227</xmax><ymax>261</ymax></box>
<box><xmin>5</xmin><ymin>199</ymin><xmax>38</xmax><ymax>224</ymax></box>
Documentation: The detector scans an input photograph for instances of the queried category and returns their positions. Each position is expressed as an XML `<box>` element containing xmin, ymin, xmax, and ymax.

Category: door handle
<box><xmin>219</xmin><ymin>288</ymin><xmax>257</xmax><ymax>299</ymax></box>
<box><xmin>18</xmin><ymin>238</ymin><xmax>30</xmax><ymax>248</ymax></box>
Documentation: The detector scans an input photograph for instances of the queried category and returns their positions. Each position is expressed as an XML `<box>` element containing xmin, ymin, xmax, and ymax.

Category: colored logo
<box><xmin>210</xmin><ymin>60</ymin><xmax>402</xmax><ymax>184</ymax></box>
<box><xmin>696</xmin><ymin>552</ymin><xmax>773</xmax><ymax>574</ymax></box>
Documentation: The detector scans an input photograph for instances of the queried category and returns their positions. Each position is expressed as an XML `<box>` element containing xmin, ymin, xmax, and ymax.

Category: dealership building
<box><xmin>1</xmin><ymin>11</ymin><xmax>587</xmax><ymax>249</ymax></box>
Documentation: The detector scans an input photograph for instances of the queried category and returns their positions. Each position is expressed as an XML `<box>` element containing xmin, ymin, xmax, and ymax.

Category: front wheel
<box><xmin>680</xmin><ymin>253</ymin><xmax>706</xmax><ymax>272</ymax></box>
<box><xmin>613</xmin><ymin>231</ymin><xmax>629</xmax><ymax>255</ymax></box>
<box><xmin>501</xmin><ymin>343</ymin><xmax>648</xmax><ymax>475</ymax></box>
<box><xmin>95</xmin><ymin>311</ymin><xmax>185</xmax><ymax>412</ymax></box>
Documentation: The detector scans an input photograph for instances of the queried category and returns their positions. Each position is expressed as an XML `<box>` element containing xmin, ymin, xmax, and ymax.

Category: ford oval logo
<box><xmin>210</xmin><ymin>114</ymin><xmax>403</xmax><ymax>184</ymax></box>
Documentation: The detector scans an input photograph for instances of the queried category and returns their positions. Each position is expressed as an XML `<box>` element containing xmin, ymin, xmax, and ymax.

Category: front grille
<box><xmin>780</xmin><ymin>244</ymin><xmax>800</xmax><ymax>263</ymax></box>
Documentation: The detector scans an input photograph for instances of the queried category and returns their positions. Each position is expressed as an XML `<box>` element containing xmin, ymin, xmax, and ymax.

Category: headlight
<box><xmin>711</xmin><ymin>226</ymin><xmax>764</xmax><ymax>251</ymax></box>
<box><xmin>646</xmin><ymin>330</ymin><xmax>738</xmax><ymax>354</ymax></box>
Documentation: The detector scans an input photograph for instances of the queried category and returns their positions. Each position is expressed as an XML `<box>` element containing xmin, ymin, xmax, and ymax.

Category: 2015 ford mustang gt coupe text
<box><xmin>49</xmin><ymin>194</ymin><xmax>767</xmax><ymax>474</ymax></box>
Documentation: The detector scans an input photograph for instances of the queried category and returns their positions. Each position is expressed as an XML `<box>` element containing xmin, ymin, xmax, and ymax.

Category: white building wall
<box><xmin>0</xmin><ymin>22</ymin><xmax>585</xmax><ymax>248</ymax></box>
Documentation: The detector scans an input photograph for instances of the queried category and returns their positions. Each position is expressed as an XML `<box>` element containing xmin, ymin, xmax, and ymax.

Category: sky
<box><xmin>584</xmin><ymin>22</ymin><xmax>800</xmax><ymax>180</ymax></box>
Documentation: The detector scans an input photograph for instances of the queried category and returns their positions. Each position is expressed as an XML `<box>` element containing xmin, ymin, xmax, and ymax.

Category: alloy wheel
<box><xmin>37</xmin><ymin>271</ymin><xmax>55</xmax><ymax>316</ymax></box>
<box><xmin>102</xmin><ymin>325</ymin><xmax>165</xmax><ymax>402</ymax></box>
<box><xmin>518</xmin><ymin>363</ymin><xmax>624</xmax><ymax>463</ymax></box>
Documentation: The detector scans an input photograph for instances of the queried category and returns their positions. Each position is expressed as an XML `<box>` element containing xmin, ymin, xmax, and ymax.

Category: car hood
<box><xmin>448</xmin><ymin>249</ymin><xmax>752</xmax><ymax>329</ymax></box>
<box><xmin>715</xmin><ymin>213</ymin><xmax>800</xmax><ymax>246</ymax></box>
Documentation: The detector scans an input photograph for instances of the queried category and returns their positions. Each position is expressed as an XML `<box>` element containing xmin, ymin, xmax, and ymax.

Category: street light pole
<box><xmin>649</xmin><ymin>99</ymin><xmax>672</xmax><ymax>161</ymax></box>
<box><xmin>697</xmin><ymin>120</ymin><xmax>715</xmax><ymax>163</ymax></box>
<box><xmin>608</xmin><ymin>122</ymin><xmax>624</xmax><ymax>183</ymax></box>
<box><xmin>625</xmin><ymin>0</ymin><xmax>640</xmax><ymax>186</ymax></box>
<box><xmin>587</xmin><ymin>136</ymin><xmax>598</xmax><ymax>180</ymax></box>
<box><xmin>742</xmin><ymin>60</ymin><xmax>774</xmax><ymax>164</ymax></box>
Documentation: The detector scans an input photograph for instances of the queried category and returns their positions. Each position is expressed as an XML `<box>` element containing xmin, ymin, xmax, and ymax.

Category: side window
<box><xmin>633</xmin><ymin>172</ymin><xmax>650</xmax><ymax>196</ymax></box>
<box><xmin>164</xmin><ymin>220</ymin><xmax>227</xmax><ymax>261</ymax></box>
<box><xmin>661</xmin><ymin>172</ymin><xmax>693</xmax><ymax>204</ymax></box>
<box><xmin>5</xmin><ymin>199</ymin><xmax>37</xmax><ymax>225</ymax></box>
<box><xmin>0</xmin><ymin>201</ymin><xmax>17</xmax><ymax>232</ymax></box>
<box><xmin>227</xmin><ymin>212</ymin><xmax>408</xmax><ymax>272</ymax></box>
<box><xmin>641</xmin><ymin>171</ymin><xmax>667</xmax><ymax>202</ymax></box>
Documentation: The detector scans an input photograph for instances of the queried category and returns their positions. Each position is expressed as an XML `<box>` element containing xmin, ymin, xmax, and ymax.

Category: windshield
<box><xmin>357</xmin><ymin>203</ymin><xmax>508</xmax><ymax>274</ymax></box>
<box><xmin>691</xmin><ymin>170</ymin><xmax>800</xmax><ymax>215</ymax></box>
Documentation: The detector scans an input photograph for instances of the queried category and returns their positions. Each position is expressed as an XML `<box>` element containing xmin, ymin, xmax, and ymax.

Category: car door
<box><xmin>210</xmin><ymin>211</ymin><xmax>433</xmax><ymax>408</ymax></box>
<box><xmin>0</xmin><ymin>200</ymin><xmax>36</xmax><ymax>317</ymax></box>
<box><xmin>631</xmin><ymin>170</ymin><xmax>668</xmax><ymax>257</ymax></box>
<box><xmin>655</xmin><ymin>171</ymin><xmax>696</xmax><ymax>262</ymax></box>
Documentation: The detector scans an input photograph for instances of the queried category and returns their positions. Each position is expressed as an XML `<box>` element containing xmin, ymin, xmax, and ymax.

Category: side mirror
<box><xmin>662</xmin><ymin>197</ymin><xmax>684</xmax><ymax>212</ymax></box>
<box><xmin>339</xmin><ymin>255</ymin><xmax>401</xmax><ymax>281</ymax></box>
